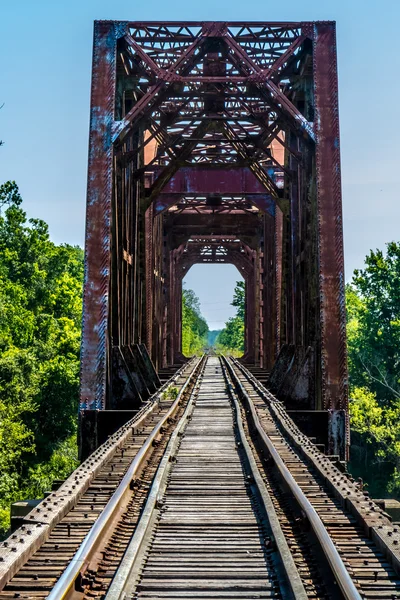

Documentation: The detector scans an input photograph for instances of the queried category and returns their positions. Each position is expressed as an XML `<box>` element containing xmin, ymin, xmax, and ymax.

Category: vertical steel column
<box><xmin>172</xmin><ymin>256</ymin><xmax>186</xmax><ymax>363</ymax></box>
<box><xmin>243</xmin><ymin>276</ymin><xmax>249</xmax><ymax>359</ymax></box>
<box><xmin>275</xmin><ymin>207</ymin><xmax>283</xmax><ymax>357</ymax></box>
<box><xmin>168</xmin><ymin>248</ymin><xmax>176</xmax><ymax>366</ymax></box>
<box><xmin>80</xmin><ymin>21</ymin><xmax>127</xmax><ymax>410</ymax></box>
<box><xmin>245</xmin><ymin>268</ymin><xmax>256</xmax><ymax>363</ymax></box>
<box><xmin>289</xmin><ymin>132</ymin><xmax>299</xmax><ymax>347</ymax></box>
<box><xmin>279</xmin><ymin>211</ymin><xmax>291</xmax><ymax>349</ymax></box>
<box><xmin>145</xmin><ymin>205</ymin><xmax>154</xmax><ymax>360</ymax></box>
<box><xmin>263</xmin><ymin>211</ymin><xmax>277</xmax><ymax>371</ymax></box>
<box><xmin>162</xmin><ymin>224</ymin><xmax>169</xmax><ymax>368</ymax></box>
<box><xmin>152</xmin><ymin>214</ymin><xmax>163</xmax><ymax>371</ymax></box>
<box><xmin>258</xmin><ymin>247</ymin><xmax>264</xmax><ymax>368</ymax></box>
<box><xmin>176</xmin><ymin>271</ymin><xmax>184</xmax><ymax>358</ymax></box>
<box><xmin>313</xmin><ymin>22</ymin><xmax>348</xmax><ymax>455</ymax></box>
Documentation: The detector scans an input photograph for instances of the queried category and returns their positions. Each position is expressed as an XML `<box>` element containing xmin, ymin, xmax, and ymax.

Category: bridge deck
<box><xmin>124</xmin><ymin>357</ymin><xmax>279</xmax><ymax>598</ymax></box>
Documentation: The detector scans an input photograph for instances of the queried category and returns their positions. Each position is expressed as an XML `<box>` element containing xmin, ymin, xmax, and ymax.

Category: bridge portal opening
<box><xmin>182</xmin><ymin>264</ymin><xmax>245</xmax><ymax>357</ymax></box>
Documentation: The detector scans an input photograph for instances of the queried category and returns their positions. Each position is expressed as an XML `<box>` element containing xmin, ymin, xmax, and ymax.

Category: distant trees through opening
<box><xmin>216</xmin><ymin>281</ymin><xmax>245</xmax><ymax>357</ymax></box>
<box><xmin>181</xmin><ymin>265</ymin><xmax>245</xmax><ymax>357</ymax></box>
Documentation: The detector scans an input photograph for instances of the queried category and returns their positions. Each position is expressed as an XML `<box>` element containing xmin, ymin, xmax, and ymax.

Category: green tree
<box><xmin>347</xmin><ymin>241</ymin><xmax>400</xmax><ymax>496</ymax></box>
<box><xmin>349</xmin><ymin>386</ymin><xmax>400</xmax><ymax>497</ymax></box>
<box><xmin>181</xmin><ymin>287</ymin><xmax>209</xmax><ymax>356</ymax></box>
<box><xmin>231</xmin><ymin>280</ymin><xmax>245</xmax><ymax>319</ymax></box>
<box><xmin>347</xmin><ymin>242</ymin><xmax>400</xmax><ymax>401</ymax></box>
<box><xmin>0</xmin><ymin>181</ymin><xmax>82</xmax><ymax>534</ymax></box>
<box><xmin>217</xmin><ymin>281</ymin><xmax>245</xmax><ymax>355</ymax></box>
<box><xmin>207</xmin><ymin>330</ymin><xmax>221</xmax><ymax>346</ymax></box>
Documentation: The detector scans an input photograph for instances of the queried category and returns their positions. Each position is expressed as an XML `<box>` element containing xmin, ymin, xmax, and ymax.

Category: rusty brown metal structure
<box><xmin>80</xmin><ymin>20</ymin><xmax>348</xmax><ymax>457</ymax></box>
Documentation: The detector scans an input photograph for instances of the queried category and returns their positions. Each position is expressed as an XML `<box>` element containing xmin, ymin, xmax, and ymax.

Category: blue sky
<box><xmin>1</xmin><ymin>0</ymin><xmax>399</xmax><ymax>329</ymax></box>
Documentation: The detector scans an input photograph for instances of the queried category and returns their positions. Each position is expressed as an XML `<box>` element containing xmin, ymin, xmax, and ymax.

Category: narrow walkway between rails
<box><xmin>123</xmin><ymin>356</ymin><xmax>280</xmax><ymax>599</ymax></box>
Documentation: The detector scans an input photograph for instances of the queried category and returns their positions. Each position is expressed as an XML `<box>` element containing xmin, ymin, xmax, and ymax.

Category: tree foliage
<box><xmin>217</xmin><ymin>281</ymin><xmax>245</xmax><ymax>355</ymax></box>
<box><xmin>0</xmin><ymin>182</ymin><xmax>82</xmax><ymax>534</ymax></box>
<box><xmin>347</xmin><ymin>242</ymin><xmax>400</xmax><ymax>401</ymax></box>
<box><xmin>347</xmin><ymin>242</ymin><xmax>400</xmax><ymax>496</ymax></box>
<box><xmin>181</xmin><ymin>287</ymin><xmax>209</xmax><ymax>356</ymax></box>
<box><xmin>207</xmin><ymin>330</ymin><xmax>221</xmax><ymax>346</ymax></box>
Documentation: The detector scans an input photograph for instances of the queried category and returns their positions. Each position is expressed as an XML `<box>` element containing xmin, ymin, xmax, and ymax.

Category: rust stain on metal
<box><xmin>80</xmin><ymin>21</ymin><xmax>128</xmax><ymax>410</ymax></box>
<box><xmin>313</xmin><ymin>22</ymin><xmax>348</xmax><ymax>423</ymax></box>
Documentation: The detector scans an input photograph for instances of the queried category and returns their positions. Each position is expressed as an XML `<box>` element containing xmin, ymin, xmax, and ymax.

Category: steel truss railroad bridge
<box><xmin>80</xmin><ymin>19</ymin><xmax>347</xmax><ymax>460</ymax></box>
<box><xmin>6</xmin><ymin>21</ymin><xmax>400</xmax><ymax>600</ymax></box>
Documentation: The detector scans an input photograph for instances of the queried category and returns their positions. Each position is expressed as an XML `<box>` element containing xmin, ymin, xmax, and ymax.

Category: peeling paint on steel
<box><xmin>80</xmin><ymin>21</ymin><xmax>128</xmax><ymax>411</ymax></box>
<box><xmin>313</xmin><ymin>21</ymin><xmax>348</xmax><ymax>457</ymax></box>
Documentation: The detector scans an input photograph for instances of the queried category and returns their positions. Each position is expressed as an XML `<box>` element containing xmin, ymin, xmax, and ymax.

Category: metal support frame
<box><xmin>81</xmin><ymin>20</ymin><xmax>348</xmax><ymax>457</ymax></box>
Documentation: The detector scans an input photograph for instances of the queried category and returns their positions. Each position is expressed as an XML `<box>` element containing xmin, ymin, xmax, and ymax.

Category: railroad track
<box><xmin>2</xmin><ymin>356</ymin><xmax>400</xmax><ymax>599</ymax></box>
<box><xmin>225</xmin><ymin>357</ymin><xmax>400</xmax><ymax>600</ymax></box>
<box><xmin>103</xmin><ymin>356</ymin><xmax>303</xmax><ymax>600</ymax></box>
<box><xmin>0</xmin><ymin>356</ymin><xmax>204</xmax><ymax>599</ymax></box>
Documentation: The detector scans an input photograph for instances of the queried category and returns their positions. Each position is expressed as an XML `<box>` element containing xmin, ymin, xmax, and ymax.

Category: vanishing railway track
<box><xmin>2</xmin><ymin>356</ymin><xmax>400</xmax><ymax>599</ymax></box>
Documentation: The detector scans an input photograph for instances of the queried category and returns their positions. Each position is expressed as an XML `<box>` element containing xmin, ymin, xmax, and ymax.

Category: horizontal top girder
<box><xmin>96</xmin><ymin>19</ymin><xmax>335</xmax><ymax>26</ymax></box>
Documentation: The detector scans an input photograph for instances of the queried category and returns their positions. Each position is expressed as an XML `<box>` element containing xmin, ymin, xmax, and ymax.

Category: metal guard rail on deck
<box><xmin>223</xmin><ymin>356</ymin><xmax>362</xmax><ymax>600</ymax></box>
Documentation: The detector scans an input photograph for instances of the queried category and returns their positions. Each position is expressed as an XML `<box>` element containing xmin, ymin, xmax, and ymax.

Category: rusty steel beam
<box><xmin>263</xmin><ymin>210</ymin><xmax>277</xmax><ymax>371</ymax></box>
<box><xmin>152</xmin><ymin>166</ymin><xmax>275</xmax><ymax>214</ymax></box>
<box><xmin>81</xmin><ymin>21</ymin><xmax>128</xmax><ymax>411</ymax></box>
<box><xmin>313</xmin><ymin>22</ymin><xmax>348</xmax><ymax>454</ymax></box>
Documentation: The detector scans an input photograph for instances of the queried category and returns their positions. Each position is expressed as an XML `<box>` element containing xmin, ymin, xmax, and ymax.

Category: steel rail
<box><xmin>105</xmin><ymin>354</ymin><xmax>205</xmax><ymax>599</ymax></box>
<box><xmin>223</xmin><ymin>356</ymin><xmax>362</xmax><ymax>600</ymax></box>
<box><xmin>220</xmin><ymin>359</ymin><xmax>308</xmax><ymax>600</ymax></box>
<box><xmin>47</xmin><ymin>355</ymin><xmax>205</xmax><ymax>600</ymax></box>
<box><xmin>107</xmin><ymin>354</ymin><xmax>306</xmax><ymax>600</ymax></box>
<box><xmin>0</xmin><ymin>357</ymin><xmax>197</xmax><ymax>592</ymax></box>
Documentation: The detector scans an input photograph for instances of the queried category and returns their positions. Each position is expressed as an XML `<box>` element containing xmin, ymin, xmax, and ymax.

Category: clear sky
<box><xmin>1</xmin><ymin>0</ymin><xmax>399</xmax><ymax>330</ymax></box>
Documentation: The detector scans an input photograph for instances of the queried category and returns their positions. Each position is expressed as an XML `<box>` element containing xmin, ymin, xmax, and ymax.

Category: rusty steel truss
<box><xmin>80</xmin><ymin>20</ymin><xmax>348</xmax><ymax>457</ymax></box>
